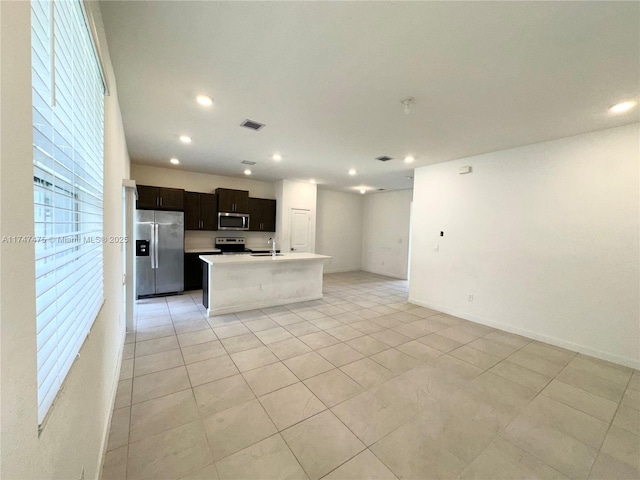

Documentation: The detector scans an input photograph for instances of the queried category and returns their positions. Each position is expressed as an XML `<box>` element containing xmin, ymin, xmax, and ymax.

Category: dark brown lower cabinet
<box><xmin>184</xmin><ymin>254</ymin><xmax>204</xmax><ymax>291</ymax></box>
<box><xmin>202</xmin><ymin>265</ymin><xmax>209</xmax><ymax>309</ymax></box>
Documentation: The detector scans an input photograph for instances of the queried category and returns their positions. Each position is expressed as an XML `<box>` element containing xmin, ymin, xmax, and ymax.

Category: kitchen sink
<box><xmin>250</xmin><ymin>253</ymin><xmax>284</xmax><ymax>257</ymax></box>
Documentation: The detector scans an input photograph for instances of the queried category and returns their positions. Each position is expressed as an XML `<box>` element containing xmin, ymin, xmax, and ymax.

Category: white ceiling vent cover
<box><xmin>240</xmin><ymin>119</ymin><xmax>265</xmax><ymax>131</ymax></box>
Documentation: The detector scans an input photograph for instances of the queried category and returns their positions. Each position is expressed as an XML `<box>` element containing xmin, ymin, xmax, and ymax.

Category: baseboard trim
<box><xmin>408</xmin><ymin>297</ymin><xmax>640</xmax><ymax>370</ymax></box>
<box><xmin>96</xmin><ymin>328</ymin><xmax>126</xmax><ymax>480</ymax></box>
<box><xmin>361</xmin><ymin>268</ymin><xmax>408</xmax><ymax>280</ymax></box>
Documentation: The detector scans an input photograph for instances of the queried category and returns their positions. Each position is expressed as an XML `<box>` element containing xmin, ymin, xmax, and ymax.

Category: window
<box><xmin>31</xmin><ymin>0</ymin><xmax>105</xmax><ymax>425</ymax></box>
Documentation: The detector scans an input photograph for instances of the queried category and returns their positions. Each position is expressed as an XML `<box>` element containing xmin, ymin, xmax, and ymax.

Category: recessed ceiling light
<box><xmin>244</xmin><ymin>169</ymin><xmax>252</xmax><ymax>175</ymax></box>
<box><xmin>196</xmin><ymin>94</ymin><xmax>213</xmax><ymax>106</ymax></box>
<box><xmin>348</xmin><ymin>169</ymin><xmax>357</xmax><ymax>176</ymax></box>
<box><xmin>170</xmin><ymin>158</ymin><xmax>180</xmax><ymax>165</ymax></box>
<box><xmin>179</xmin><ymin>135</ymin><xmax>192</xmax><ymax>143</ymax></box>
<box><xmin>609</xmin><ymin>100</ymin><xmax>637</xmax><ymax>114</ymax></box>
<box><xmin>310</xmin><ymin>179</ymin><xmax>316</xmax><ymax>184</ymax></box>
<box><xmin>404</xmin><ymin>156</ymin><xmax>414</xmax><ymax>163</ymax></box>
<box><xmin>360</xmin><ymin>189</ymin><xmax>366</xmax><ymax>194</ymax></box>
<box><xmin>272</xmin><ymin>153</ymin><xmax>282</xmax><ymax>161</ymax></box>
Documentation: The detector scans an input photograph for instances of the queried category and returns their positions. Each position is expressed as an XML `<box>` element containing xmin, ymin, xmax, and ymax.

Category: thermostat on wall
<box><xmin>459</xmin><ymin>166</ymin><xmax>472</xmax><ymax>174</ymax></box>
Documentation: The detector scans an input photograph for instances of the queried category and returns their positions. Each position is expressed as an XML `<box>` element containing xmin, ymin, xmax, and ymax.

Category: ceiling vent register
<box><xmin>375</xmin><ymin>156</ymin><xmax>393</xmax><ymax>162</ymax></box>
<box><xmin>240</xmin><ymin>119</ymin><xmax>265</xmax><ymax>131</ymax></box>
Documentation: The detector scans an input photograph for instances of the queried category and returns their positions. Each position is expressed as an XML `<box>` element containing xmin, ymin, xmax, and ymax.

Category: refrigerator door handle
<box><xmin>149</xmin><ymin>223</ymin><xmax>156</xmax><ymax>269</ymax></box>
<box><xmin>154</xmin><ymin>223</ymin><xmax>159</xmax><ymax>269</ymax></box>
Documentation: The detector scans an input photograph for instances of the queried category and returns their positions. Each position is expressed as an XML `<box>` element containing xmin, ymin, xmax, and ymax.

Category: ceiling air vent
<box><xmin>375</xmin><ymin>156</ymin><xmax>393</xmax><ymax>162</ymax></box>
<box><xmin>377</xmin><ymin>188</ymin><xmax>386</xmax><ymax>191</ymax></box>
<box><xmin>240</xmin><ymin>119</ymin><xmax>265</xmax><ymax>131</ymax></box>
<box><xmin>241</xmin><ymin>160</ymin><xmax>256</xmax><ymax>165</ymax></box>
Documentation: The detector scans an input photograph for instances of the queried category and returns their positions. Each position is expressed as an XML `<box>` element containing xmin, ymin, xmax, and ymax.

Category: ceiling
<box><xmin>99</xmin><ymin>1</ymin><xmax>639</xmax><ymax>192</ymax></box>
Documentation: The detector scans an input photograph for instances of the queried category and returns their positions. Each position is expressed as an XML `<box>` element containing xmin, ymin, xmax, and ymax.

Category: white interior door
<box><xmin>289</xmin><ymin>208</ymin><xmax>311</xmax><ymax>253</ymax></box>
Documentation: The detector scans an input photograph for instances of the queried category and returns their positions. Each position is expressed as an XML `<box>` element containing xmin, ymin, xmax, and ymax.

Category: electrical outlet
<box><xmin>468</xmin><ymin>294</ymin><xmax>473</xmax><ymax>302</ymax></box>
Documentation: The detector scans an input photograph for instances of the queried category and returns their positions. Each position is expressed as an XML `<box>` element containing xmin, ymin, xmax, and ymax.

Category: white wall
<box><xmin>130</xmin><ymin>163</ymin><xmax>276</xmax><ymax>249</ymax></box>
<box><xmin>361</xmin><ymin>190</ymin><xmax>413</xmax><ymax>279</ymax></box>
<box><xmin>275</xmin><ymin>180</ymin><xmax>317</xmax><ymax>254</ymax></box>
<box><xmin>316</xmin><ymin>189</ymin><xmax>363</xmax><ymax>273</ymax></box>
<box><xmin>130</xmin><ymin>163</ymin><xmax>275</xmax><ymax>198</ymax></box>
<box><xmin>0</xmin><ymin>2</ymin><xmax>131</xmax><ymax>478</ymax></box>
<box><xmin>410</xmin><ymin>124</ymin><xmax>640</xmax><ymax>368</ymax></box>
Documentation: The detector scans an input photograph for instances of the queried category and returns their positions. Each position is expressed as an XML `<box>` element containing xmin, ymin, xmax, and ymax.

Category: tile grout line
<box><xmin>585</xmin><ymin>371</ymin><xmax>635</xmax><ymax>479</ymax></box>
<box><xmin>113</xmin><ymin>272</ymin><xmax>635</xmax><ymax>480</ymax></box>
<box><xmin>168</xmin><ymin>293</ymin><xmax>221</xmax><ymax>480</ymax></box>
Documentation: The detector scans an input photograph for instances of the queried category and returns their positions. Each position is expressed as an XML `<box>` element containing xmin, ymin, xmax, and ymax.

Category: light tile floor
<box><xmin>103</xmin><ymin>271</ymin><xmax>640</xmax><ymax>480</ymax></box>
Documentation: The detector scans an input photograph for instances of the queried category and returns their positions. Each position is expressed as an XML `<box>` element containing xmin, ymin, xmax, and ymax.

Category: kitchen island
<box><xmin>199</xmin><ymin>253</ymin><xmax>332</xmax><ymax>316</ymax></box>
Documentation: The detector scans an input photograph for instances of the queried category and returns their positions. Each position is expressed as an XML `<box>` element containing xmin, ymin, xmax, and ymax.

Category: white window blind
<box><xmin>31</xmin><ymin>0</ymin><xmax>105</xmax><ymax>425</ymax></box>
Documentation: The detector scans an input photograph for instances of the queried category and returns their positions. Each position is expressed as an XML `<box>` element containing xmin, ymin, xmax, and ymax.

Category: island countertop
<box><xmin>185</xmin><ymin>248</ymin><xmax>221</xmax><ymax>254</ymax></box>
<box><xmin>199</xmin><ymin>252</ymin><xmax>331</xmax><ymax>265</ymax></box>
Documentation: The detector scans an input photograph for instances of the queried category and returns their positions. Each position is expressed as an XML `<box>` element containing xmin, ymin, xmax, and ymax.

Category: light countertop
<box><xmin>199</xmin><ymin>252</ymin><xmax>331</xmax><ymax>265</ymax></box>
<box><xmin>185</xmin><ymin>248</ymin><xmax>221</xmax><ymax>254</ymax></box>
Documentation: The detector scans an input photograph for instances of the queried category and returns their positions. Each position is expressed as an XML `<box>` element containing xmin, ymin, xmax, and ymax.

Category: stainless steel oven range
<box><xmin>215</xmin><ymin>237</ymin><xmax>252</xmax><ymax>255</ymax></box>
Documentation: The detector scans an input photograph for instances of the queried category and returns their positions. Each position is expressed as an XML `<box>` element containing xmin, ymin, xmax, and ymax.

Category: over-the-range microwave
<box><xmin>218</xmin><ymin>212</ymin><xmax>250</xmax><ymax>231</ymax></box>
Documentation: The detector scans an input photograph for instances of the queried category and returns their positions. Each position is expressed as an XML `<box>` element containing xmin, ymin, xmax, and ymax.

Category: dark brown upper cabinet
<box><xmin>248</xmin><ymin>198</ymin><xmax>276</xmax><ymax>232</ymax></box>
<box><xmin>184</xmin><ymin>192</ymin><xmax>217</xmax><ymax>231</ymax></box>
<box><xmin>136</xmin><ymin>185</ymin><xmax>184</xmax><ymax>211</ymax></box>
<box><xmin>216</xmin><ymin>188</ymin><xmax>249</xmax><ymax>213</ymax></box>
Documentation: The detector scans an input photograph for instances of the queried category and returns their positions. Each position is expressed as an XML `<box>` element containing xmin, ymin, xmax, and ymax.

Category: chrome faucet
<box><xmin>268</xmin><ymin>237</ymin><xmax>277</xmax><ymax>256</ymax></box>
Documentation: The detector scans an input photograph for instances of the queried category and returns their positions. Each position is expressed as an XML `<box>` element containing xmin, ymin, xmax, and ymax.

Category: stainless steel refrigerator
<box><xmin>135</xmin><ymin>210</ymin><xmax>184</xmax><ymax>297</ymax></box>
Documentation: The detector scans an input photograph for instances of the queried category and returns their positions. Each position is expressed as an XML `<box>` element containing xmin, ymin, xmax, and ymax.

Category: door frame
<box><xmin>123</xmin><ymin>180</ymin><xmax>137</xmax><ymax>333</ymax></box>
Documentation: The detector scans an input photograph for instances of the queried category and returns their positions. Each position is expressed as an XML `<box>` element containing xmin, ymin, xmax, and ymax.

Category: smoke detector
<box><xmin>400</xmin><ymin>97</ymin><xmax>415</xmax><ymax>115</ymax></box>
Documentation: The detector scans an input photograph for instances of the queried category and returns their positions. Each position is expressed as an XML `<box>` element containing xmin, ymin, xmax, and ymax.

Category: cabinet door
<box><xmin>200</xmin><ymin>194</ymin><xmax>217</xmax><ymax>231</ymax></box>
<box><xmin>248</xmin><ymin>198</ymin><xmax>262</xmax><ymax>231</ymax></box>
<box><xmin>136</xmin><ymin>185</ymin><xmax>159</xmax><ymax>209</ymax></box>
<box><xmin>261</xmin><ymin>199</ymin><xmax>276</xmax><ymax>232</ymax></box>
<box><xmin>184</xmin><ymin>192</ymin><xmax>201</xmax><ymax>230</ymax></box>
<box><xmin>158</xmin><ymin>187</ymin><xmax>184</xmax><ymax>210</ymax></box>
<box><xmin>184</xmin><ymin>254</ymin><xmax>203</xmax><ymax>291</ymax></box>
<box><xmin>216</xmin><ymin>189</ymin><xmax>235</xmax><ymax>212</ymax></box>
<box><xmin>234</xmin><ymin>190</ymin><xmax>250</xmax><ymax>213</ymax></box>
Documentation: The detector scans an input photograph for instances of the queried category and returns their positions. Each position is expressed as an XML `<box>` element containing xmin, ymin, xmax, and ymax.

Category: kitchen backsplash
<box><xmin>184</xmin><ymin>230</ymin><xmax>276</xmax><ymax>251</ymax></box>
